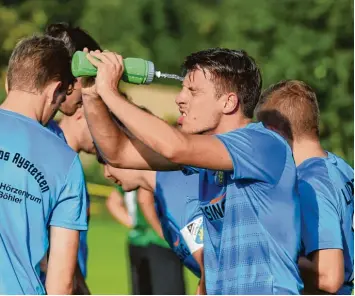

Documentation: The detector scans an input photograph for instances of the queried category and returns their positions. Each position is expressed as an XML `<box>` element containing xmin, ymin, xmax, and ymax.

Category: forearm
<box><xmin>82</xmin><ymin>96</ymin><xmax>128</xmax><ymax>164</ymax></box>
<box><xmin>100</xmin><ymin>89</ymin><xmax>188</xmax><ymax>162</ymax></box>
<box><xmin>46</xmin><ymin>228</ymin><xmax>79</xmax><ymax>295</ymax></box>
<box><xmin>139</xmin><ymin>201</ymin><xmax>163</xmax><ymax>238</ymax></box>
<box><xmin>106</xmin><ymin>201</ymin><xmax>133</xmax><ymax>228</ymax></box>
<box><xmin>194</xmin><ymin>248</ymin><xmax>206</xmax><ymax>295</ymax></box>
<box><xmin>83</xmin><ymin>95</ymin><xmax>178</xmax><ymax>170</ymax></box>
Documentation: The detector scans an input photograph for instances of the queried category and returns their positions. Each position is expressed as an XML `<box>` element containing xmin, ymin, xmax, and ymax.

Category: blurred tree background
<box><xmin>0</xmin><ymin>0</ymin><xmax>353</xmax><ymax>293</ymax></box>
<box><xmin>0</xmin><ymin>0</ymin><xmax>353</xmax><ymax>169</ymax></box>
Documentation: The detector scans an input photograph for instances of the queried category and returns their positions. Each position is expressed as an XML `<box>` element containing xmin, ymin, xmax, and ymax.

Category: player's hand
<box><xmin>86</xmin><ymin>50</ymin><xmax>124</xmax><ymax>97</ymax></box>
<box><xmin>81</xmin><ymin>48</ymin><xmax>100</xmax><ymax>100</ymax></box>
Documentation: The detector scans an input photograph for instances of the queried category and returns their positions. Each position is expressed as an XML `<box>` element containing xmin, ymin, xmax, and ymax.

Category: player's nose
<box><xmin>175</xmin><ymin>89</ymin><xmax>188</xmax><ymax>105</ymax></box>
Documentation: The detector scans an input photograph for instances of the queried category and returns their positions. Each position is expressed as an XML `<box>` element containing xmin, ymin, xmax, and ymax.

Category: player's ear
<box><xmin>222</xmin><ymin>92</ymin><xmax>239</xmax><ymax>114</ymax></box>
<box><xmin>47</xmin><ymin>81</ymin><xmax>66</xmax><ymax>106</ymax></box>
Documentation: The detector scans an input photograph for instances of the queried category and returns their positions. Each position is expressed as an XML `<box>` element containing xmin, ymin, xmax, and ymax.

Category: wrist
<box><xmin>98</xmin><ymin>87</ymin><xmax>119</xmax><ymax>99</ymax></box>
<box><xmin>99</xmin><ymin>87</ymin><xmax>129</xmax><ymax>104</ymax></box>
<box><xmin>82</xmin><ymin>92</ymin><xmax>101</xmax><ymax>101</ymax></box>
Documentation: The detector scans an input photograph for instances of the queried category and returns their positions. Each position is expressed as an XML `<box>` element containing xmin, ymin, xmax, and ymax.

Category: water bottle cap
<box><xmin>145</xmin><ymin>61</ymin><xmax>155</xmax><ymax>84</ymax></box>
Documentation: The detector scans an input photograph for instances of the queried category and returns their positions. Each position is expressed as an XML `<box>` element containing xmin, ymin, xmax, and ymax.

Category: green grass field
<box><xmin>86</xmin><ymin>196</ymin><xmax>199</xmax><ymax>294</ymax></box>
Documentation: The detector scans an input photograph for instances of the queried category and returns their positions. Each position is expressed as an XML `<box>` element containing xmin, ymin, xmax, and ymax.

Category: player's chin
<box><xmin>59</xmin><ymin>104</ymin><xmax>78</xmax><ymax>116</ymax></box>
<box><xmin>59</xmin><ymin>106</ymin><xmax>78</xmax><ymax>116</ymax></box>
<box><xmin>180</xmin><ymin>122</ymin><xmax>195</xmax><ymax>134</ymax></box>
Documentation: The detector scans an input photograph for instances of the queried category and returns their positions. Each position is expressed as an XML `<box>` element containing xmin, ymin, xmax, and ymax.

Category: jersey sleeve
<box><xmin>180</xmin><ymin>215</ymin><xmax>203</xmax><ymax>254</ymax></box>
<box><xmin>180</xmin><ymin>196</ymin><xmax>203</xmax><ymax>254</ymax></box>
<box><xmin>216</xmin><ymin>128</ymin><xmax>286</xmax><ymax>184</ymax></box>
<box><xmin>299</xmin><ymin>179</ymin><xmax>343</xmax><ymax>256</ymax></box>
<box><xmin>49</xmin><ymin>155</ymin><xmax>88</xmax><ymax>230</ymax></box>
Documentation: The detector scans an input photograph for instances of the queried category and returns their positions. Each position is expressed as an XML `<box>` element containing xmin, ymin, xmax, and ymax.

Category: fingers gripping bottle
<box><xmin>71</xmin><ymin>51</ymin><xmax>156</xmax><ymax>85</ymax></box>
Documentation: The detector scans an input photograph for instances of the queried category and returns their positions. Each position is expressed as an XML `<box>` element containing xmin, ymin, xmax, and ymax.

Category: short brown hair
<box><xmin>7</xmin><ymin>35</ymin><xmax>75</xmax><ymax>94</ymax></box>
<box><xmin>255</xmin><ymin>80</ymin><xmax>320</xmax><ymax>140</ymax></box>
<box><xmin>45</xmin><ymin>22</ymin><xmax>102</xmax><ymax>55</ymax></box>
<box><xmin>182</xmin><ymin>48</ymin><xmax>262</xmax><ymax>118</ymax></box>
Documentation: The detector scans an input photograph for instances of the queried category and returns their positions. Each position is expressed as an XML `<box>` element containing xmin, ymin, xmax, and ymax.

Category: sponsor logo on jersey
<box><xmin>201</xmin><ymin>193</ymin><xmax>226</xmax><ymax>221</ymax></box>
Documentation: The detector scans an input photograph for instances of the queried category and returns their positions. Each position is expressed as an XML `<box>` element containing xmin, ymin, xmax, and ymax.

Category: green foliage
<box><xmin>0</xmin><ymin>0</ymin><xmax>353</xmax><ymax>165</ymax></box>
<box><xmin>84</xmin><ymin>158</ymin><xmax>112</xmax><ymax>186</ymax></box>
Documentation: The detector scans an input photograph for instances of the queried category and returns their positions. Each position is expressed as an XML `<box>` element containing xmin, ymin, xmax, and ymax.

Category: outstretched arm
<box><xmin>82</xmin><ymin>95</ymin><xmax>178</xmax><ymax>171</ymax></box>
<box><xmin>86</xmin><ymin>51</ymin><xmax>233</xmax><ymax>171</ymax></box>
<box><xmin>137</xmin><ymin>186</ymin><xmax>164</xmax><ymax>239</ymax></box>
<box><xmin>106</xmin><ymin>189</ymin><xmax>133</xmax><ymax>228</ymax></box>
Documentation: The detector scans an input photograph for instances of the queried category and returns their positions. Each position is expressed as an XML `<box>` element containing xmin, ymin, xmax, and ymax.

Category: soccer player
<box><xmin>45</xmin><ymin>22</ymin><xmax>102</xmax><ymax>117</ymax></box>
<box><xmin>59</xmin><ymin>106</ymin><xmax>97</xmax><ymax>294</ymax></box>
<box><xmin>106</xmin><ymin>185</ymin><xmax>187</xmax><ymax>295</ymax></box>
<box><xmin>103</xmin><ymin>106</ymin><xmax>202</xmax><ymax>293</ymax></box>
<box><xmin>81</xmin><ymin>48</ymin><xmax>303</xmax><ymax>294</ymax></box>
<box><xmin>102</xmin><ymin>163</ymin><xmax>204</xmax><ymax>294</ymax></box>
<box><xmin>255</xmin><ymin>80</ymin><xmax>354</xmax><ymax>294</ymax></box>
<box><xmin>0</xmin><ymin>36</ymin><xmax>87</xmax><ymax>294</ymax></box>
<box><xmin>43</xmin><ymin>23</ymin><xmax>102</xmax><ymax>293</ymax></box>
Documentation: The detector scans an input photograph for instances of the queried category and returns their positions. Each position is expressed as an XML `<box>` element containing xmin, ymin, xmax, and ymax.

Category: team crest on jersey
<box><xmin>196</xmin><ymin>225</ymin><xmax>203</xmax><ymax>244</ymax></box>
<box><xmin>215</xmin><ymin>171</ymin><xmax>225</xmax><ymax>186</ymax></box>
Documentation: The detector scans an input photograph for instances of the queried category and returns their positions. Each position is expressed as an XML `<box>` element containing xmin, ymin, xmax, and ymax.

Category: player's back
<box><xmin>155</xmin><ymin>171</ymin><xmax>202</xmax><ymax>277</ymax></box>
<box><xmin>297</xmin><ymin>152</ymin><xmax>354</xmax><ymax>294</ymax></box>
<box><xmin>0</xmin><ymin>109</ymin><xmax>86</xmax><ymax>294</ymax></box>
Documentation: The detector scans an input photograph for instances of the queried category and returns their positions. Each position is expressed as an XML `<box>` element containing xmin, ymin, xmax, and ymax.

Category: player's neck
<box><xmin>2</xmin><ymin>90</ymin><xmax>44</xmax><ymax>123</ymax></box>
<box><xmin>60</xmin><ymin>120</ymin><xmax>81</xmax><ymax>153</ymax></box>
<box><xmin>292</xmin><ymin>138</ymin><xmax>327</xmax><ymax>167</ymax></box>
<box><xmin>210</xmin><ymin>115</ymin><xmax>252</xmax><ymax>135</ymax></box>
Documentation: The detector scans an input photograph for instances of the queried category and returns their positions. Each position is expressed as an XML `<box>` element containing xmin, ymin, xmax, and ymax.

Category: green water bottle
<box><xmin>71</xmin><ymin>51</ymin><xmax>155</xmax><ymax>85</ymax></box>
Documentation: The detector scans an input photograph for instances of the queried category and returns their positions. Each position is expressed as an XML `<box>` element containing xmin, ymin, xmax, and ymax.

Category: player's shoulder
<box><xmin>46</xmin><ymin>119</ymin><xmax>67</xmax><ymax>142</ymax></box>
<box><xmin>297</xmin><ymin>157</ymin><xmax>328</xmax><ymax>181</ymax></box>
<box><xmin>39</xmin><ymin>126</ymin><xmax>77</xmax><ymax>159</ymax></box>
<box><xmin>0</xmin><ymin>110</ymin><xmax>77</xmax><ymax>165</ymax></box>
<box><xmin>297</xmin><ymin>157</ymin><xmax>337</xmax><ymax>201</ymax></box>
<box><xmin>222</xmin><ymin>122</ymin><xmax>289</xmax><ymax>148</ymax></box>
<box><xmin>328</xmin><ymin>152</ymin><xmax>354</xmax><ymax>178</ymax></box>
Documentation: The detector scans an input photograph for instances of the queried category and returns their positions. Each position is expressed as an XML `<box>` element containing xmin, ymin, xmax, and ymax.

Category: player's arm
<box><xmin>82</xmin><ymin>89</ymin><xmax>178</xmax><ymax>171</ymax></box>
<box><xmin>86</xmin><ymin>51</ymin><xmax>234</xmax><ymax>171</ymax></box>
<box><xmin>106</xmin><ymin>189</ymin><xmax>133</xmax><ymax>228</ymax></box>
<box><xmin>299</xmin><ymin>180</ymin><xmax>345</xmax><ymax>294</ymax></box>
<box><xmin>299</xmin><ymin>251</ymin><xmax>344</xmax><ymax>294</ymax></box>
<box><xmin>180</xmin><ymin>215</ymin><xmax>205</xmax><ymax>294</ymax></box>
<box><xmin>137</xmin><ymin>185</ymin><xmax>164</xmax><ymax>239</ymax></box>
<box><xmin>46</xmin><ymin>227</ymin><xmax>79</xmax><ymax>294</ymax></box>
<box><xmin>46</xmin><ymin>155</ymin><xmax>88</xmax><ymax>294</ymax></box>
<box><xmin>193</xmin><ymin>248</ymin><xmax>206</xmax><ymax>295</ymax></box>
<box><xmin>99</xmin><ymin>91</ymin><xmax>232</xmax><ymax>170</ymax></box>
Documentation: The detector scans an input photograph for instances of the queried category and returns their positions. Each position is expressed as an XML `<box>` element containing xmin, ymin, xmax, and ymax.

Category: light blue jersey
<box><xmin>298</xmin><ymin>152</ymin><xmax>354</xmax><ymax>294</ymax></box>
<box><xmin>155</xmin><ymin>171</ymin><xmax>202</xmax><ymax>277</ymax></box>
<box><xmin>47</xmin><ymin>120</ymin><xmax>66</xmax><ymax>142</ymax></box>
<box><xmin>46</xmin><ymin>119</ymin><xmax>90</xmax><ymax>279</ymax></box>
<box><xmin>185</xmin><ymin>122</ymin><xmax>303</xmax><ymax>294</ymax></box>
<box><xmin>0</xmin><ymin>110</ymin><xmax>88</xmax><ymax>294</ymax></box>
